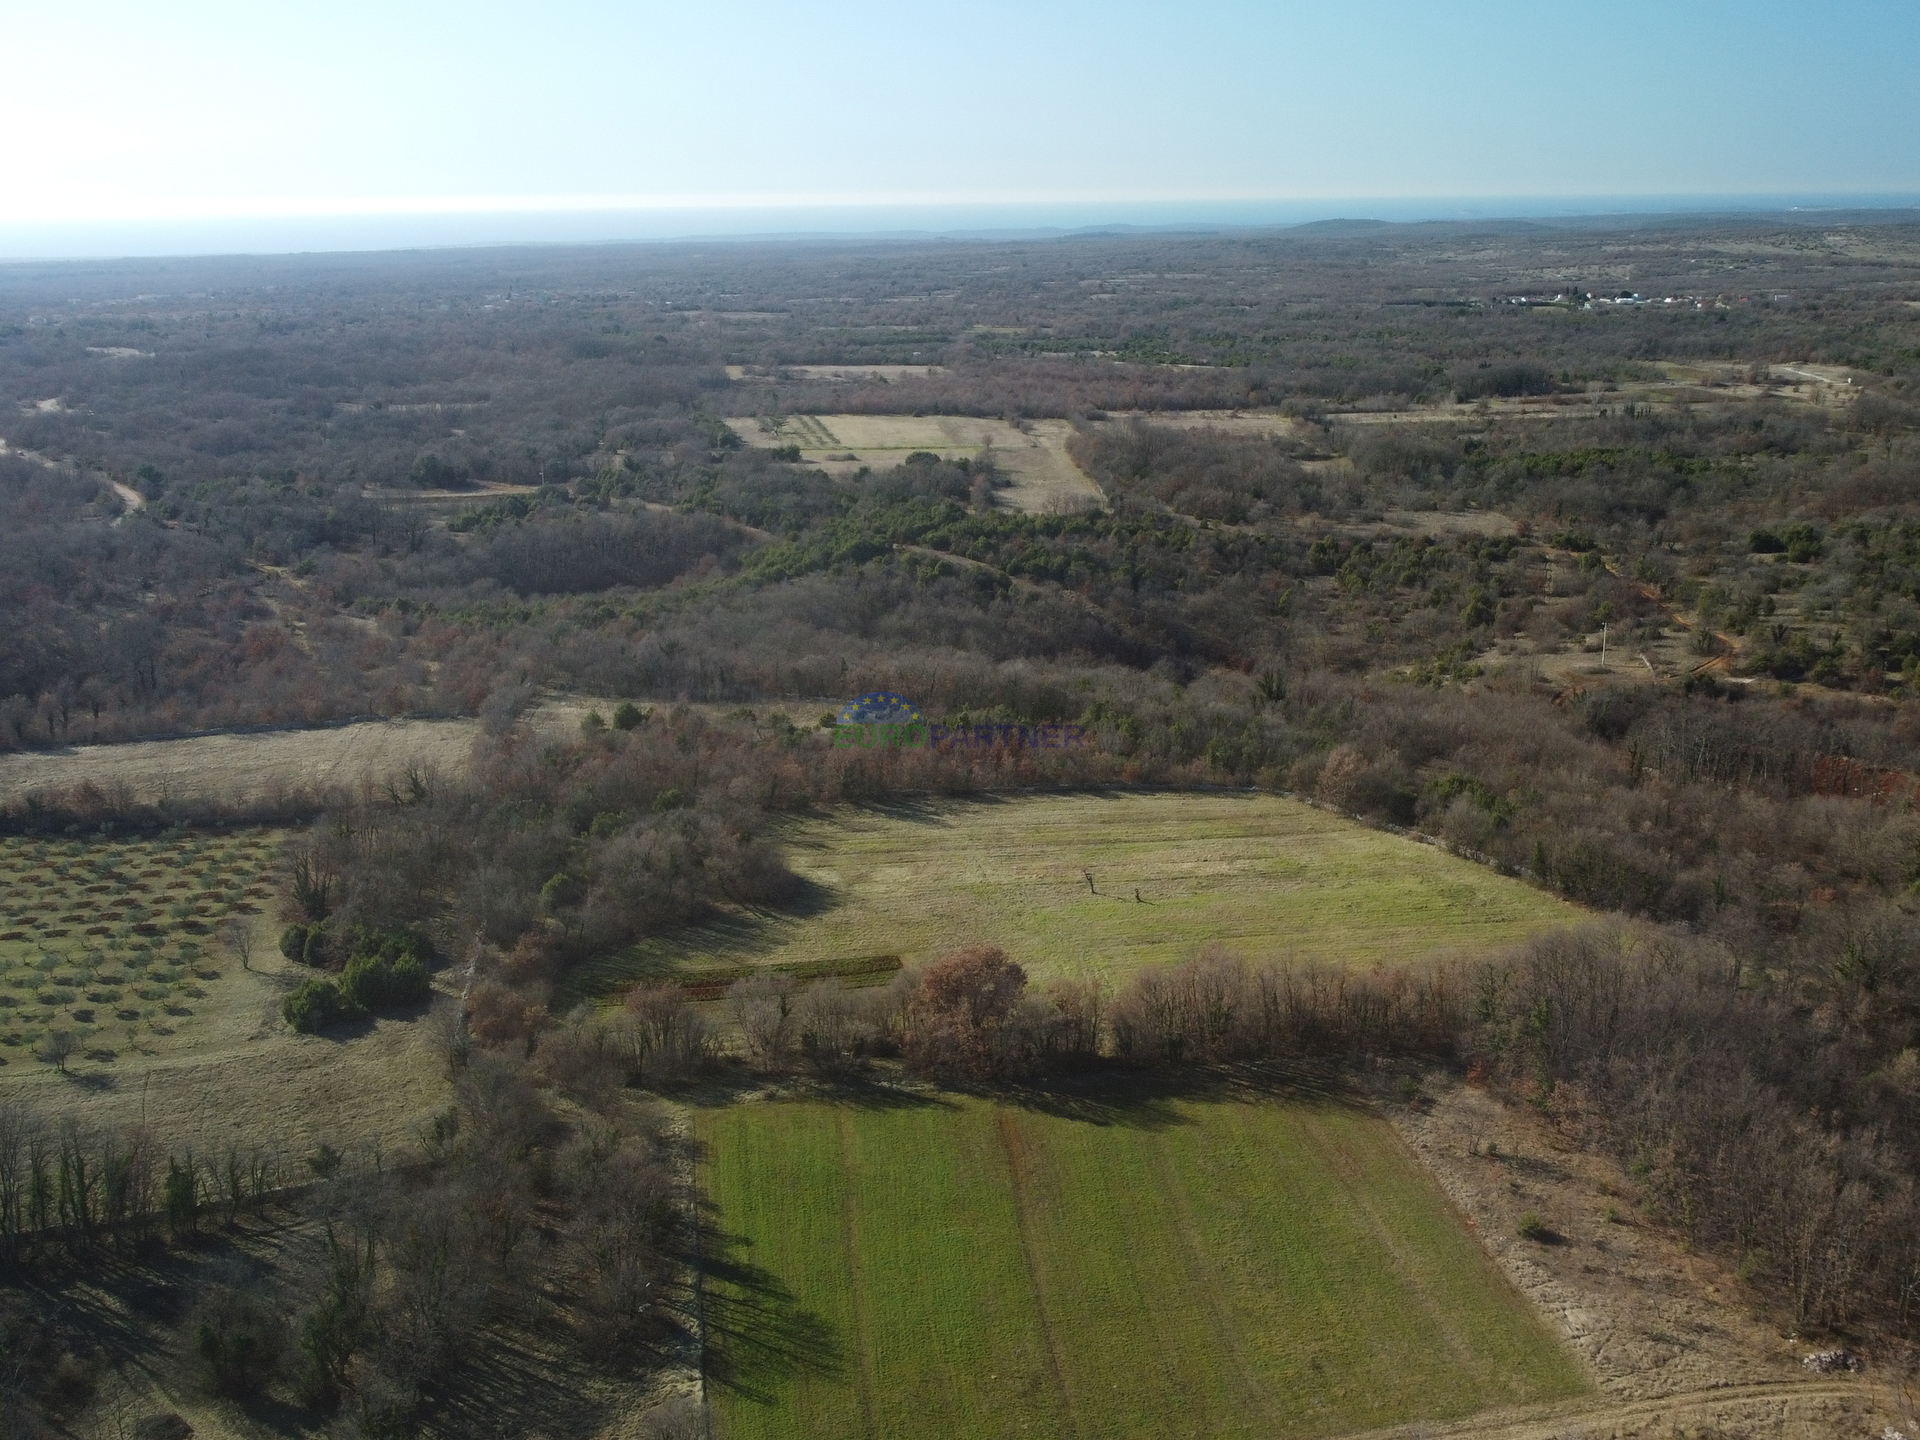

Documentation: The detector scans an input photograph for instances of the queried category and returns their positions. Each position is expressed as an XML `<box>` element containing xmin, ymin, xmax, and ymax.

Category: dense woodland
<box><xmin>7</xmin><ymin>214</ymin><xmax>1920</xmax><ymax>1428</ymax></box>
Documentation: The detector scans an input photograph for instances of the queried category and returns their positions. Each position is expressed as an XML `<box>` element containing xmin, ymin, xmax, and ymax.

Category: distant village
<box><xmin>1497</xmin><ymin>289</ymin><xmax>1764</xmax><ymax>310</ymax></box>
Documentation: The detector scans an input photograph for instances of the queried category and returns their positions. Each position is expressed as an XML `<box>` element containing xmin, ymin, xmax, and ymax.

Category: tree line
<box><xmin>491</xmin><ymin>917</ymin><xmax>1920</xmax><ymax>1339</ymax></box>
<box><xmin>0</xmin><ymin>1045</ymin><xmax>702</xmax><ymax>1438</ymax></box>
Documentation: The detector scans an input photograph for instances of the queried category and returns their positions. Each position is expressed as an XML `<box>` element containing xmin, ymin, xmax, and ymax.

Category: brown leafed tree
<box><xmin>903</xmin><ymin>945</ymin><xmax>1028</xmax><ymax>1081</ymax></box>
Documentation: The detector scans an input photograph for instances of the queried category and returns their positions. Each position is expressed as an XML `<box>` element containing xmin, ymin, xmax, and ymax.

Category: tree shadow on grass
<box><xmin>562</xmin><ymin>875</ymin><xmax>846</xmax><ymax>1002</ymax></box>
<box><xmin>695</xmin><ymin>1219</ymin><xmax>847</xmax><ymax>1406</ymax></box>
<box><xmin>19</xmin><ymin>1242</ymin><xmax>200</xmax><ymax>1377</ymax></box>
<box><xmin>705</xmin><ymin>1061</ymin><xmax>1366</xmax><ymax>1128</ymax></box>
<box><xmin>675</xmin><ymin>1070</ymin><xmax>957</xmax><ymax>1114</ymax></box>
<box><xmin>848</xmin><ymin>785</ymin><xmax>1220</xmax><ymax>827</ymax></box>
<box><xmin>823</xmin><ymin>1074</ymin><xmax>959</xmax><ymax>1112</ymax></box>
<box><xmin>785</xmin><ymin>791</ymin><xmax>1028</xmax><ymax>834</ymax></box>
<box><xmin>746</xmin><ymin>872</ymin><xmax>840</xmax><ymax>922</ymax></box>
<box><xmin>16</xmin><ymin>1224</ymin><xmax>315</xmax><ymax>1413</ymax></box>
<box><xmin>994</xmin><ymin>1059</ymin><xmax>1365</xmax><ymax>1129</ymax></box>
<box><xmin>18</xmin><ymin>1221</ymin><xmax>638</xmax><ymax>1440</ymax></box>
<box><xmin>422</xmin><ymin>1318</ymin><xmax>632</xmax><ymax>1440</ymax></box>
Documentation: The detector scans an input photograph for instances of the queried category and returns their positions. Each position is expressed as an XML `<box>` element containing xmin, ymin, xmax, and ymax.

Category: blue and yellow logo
<box><xmin>834</xmin><ymin>692</ymin><xmax>928</xmax><ymax>748</ymax></box>
<box><xmin>830</xmin><ymin>693</ymin><xmax>1089</xmax><ymax>751</ymax></box>
<box><xmin>836</xmin><ymin>692</ymin><xmax>927</xmax><ymax>726</ymax></box>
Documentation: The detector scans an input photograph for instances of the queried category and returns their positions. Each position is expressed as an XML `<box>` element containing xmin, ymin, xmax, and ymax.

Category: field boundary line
<box><xmin>835</xmin><ymin>1106</ymin><xmax>881</xmax><ymax>1440</ymax></box>
<box><xmin>680</xmin><ymin>1110</ymin><xmax>712</xmax><ymax>1431</ymax></box>
<box><xmin>992</xmin><ymin>1108</ymin><xmax>1080</xmax><ymax>1440</ymax></box>
<box><xmin>1140</xmin><ymin>1123</ymin><xmax>1276</xmax><ymax>1430</ymax></box>
<box><xmin>1371</xmin><ymin>1116</ymin><xmax>1603</xmax><ymax>1397</ymax></box>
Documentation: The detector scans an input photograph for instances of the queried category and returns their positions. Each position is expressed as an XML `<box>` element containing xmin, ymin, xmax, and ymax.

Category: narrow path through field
<box><xmin>1772</xmin><ymin>365</ymin><xmax>1849</xmax><ymax>388</ymax></box>
<box><xmin>993</xmin><ymin>1109</ymin><xmax>1082</xmax><ymax>1439</ymax></box>
<box><xmin>1142</xmin><ymin>1127</ymin><xmax>1278</xmax><ymax>1432</ymax></box>
<box><xmin>1295</xmin><ymin>1111</ymin><xmax>1523</xmax><ymax>1387</ymax></box>
<box><xmin>835</xmin><ymin>1106</ymin><xmax>882</xmax><ymax>1440</ymax></box>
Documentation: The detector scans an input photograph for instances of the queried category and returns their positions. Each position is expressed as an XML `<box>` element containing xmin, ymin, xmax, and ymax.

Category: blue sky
<box><xmin>4</xmin><ymin>0</ymin><xmax>1917</xmax><ymax>254</ymax></box>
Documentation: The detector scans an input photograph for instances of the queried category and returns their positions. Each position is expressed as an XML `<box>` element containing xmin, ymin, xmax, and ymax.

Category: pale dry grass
<box><xmin>1327</xmin><ymin>367</ymin><xmax>1850</xmax><ymax>428</ymax></box>
<box><xmin>0</xmin><ymin>985</ymin><xmax>451</xmax><ymax>1161</ymax></box>
<box><xmin>726</xmin><ymin>363</ymin><xmax>946</xmax><ymax>381</ymax></box>
<box><xmin>0</xmin><ymin>718</ymin><xmax>481</xmax><ymax>808</ymax></box>
<box><xmin>1105</xmin><ymin>408</ymin><xmax>1304</xmax><ymax>438</ymax></box>
<box><xmin>0</xmin><ymin>701</ymin><xmax>599</xmax><ymax>809</ymax></box>
<box><xmin>726</xmin><ymin>413</ymin><xmax>1107</xmax><ymax>514</ymax></box>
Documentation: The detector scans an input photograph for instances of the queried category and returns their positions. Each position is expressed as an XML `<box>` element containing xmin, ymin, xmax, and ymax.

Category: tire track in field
<box><xmin>993</xmin><ymin>1108</ymin><xmax>1081</xmax><ymax>1440</ymax></box>
<box><xmin>1331</xmin><ymin>1377</ymin><xmax>1875</xmax><ymax>1440</ymax></box>
<box><xmin>1293</xmin><ymin>1110</ymin><xmax>1547</xmax><ymax>1397</ymax></box>
<box><xmin>1141</xmin><ymin>1124</ymin><xmax>1278</xmax><ymax>1435</ymax></box>
<box><xmin>835</xmin><ymin>1106</ymin><xmax>881</xmax><ymax>1440</ymax></box>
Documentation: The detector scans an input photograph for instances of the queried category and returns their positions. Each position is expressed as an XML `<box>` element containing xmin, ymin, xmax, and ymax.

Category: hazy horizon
<box><xmin>6</xmin><ymin>193</ymin><xmax>1920</xmax><ymax>265</ymax></box>
<box><xmin>8</xmin><ymin>0</ymin><xmax>1916</xmax><ymax>262</ymax></box>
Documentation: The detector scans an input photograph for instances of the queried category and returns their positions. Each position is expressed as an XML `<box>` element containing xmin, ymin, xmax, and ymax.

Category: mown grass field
<box><xmin>0</xmin><ymin>829</ymin><xmax>280</xmax><ymax>1064</ymax></box>
<box><xmin>583</xmin><ymin>791</ymin><xmax>1578</xmax><ymax>994</ymax></box>
<box><xmin>725</xmin><ymin>413</ymin><xmax>1105</xmax><ymax>513</ymax></box>
<box><xmin>696</xmin><ymin>1089</ymin><xmax>1589</xmax><ymax>1440</ymax></box>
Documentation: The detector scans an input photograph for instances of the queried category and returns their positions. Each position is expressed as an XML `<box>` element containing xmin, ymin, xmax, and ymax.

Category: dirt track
<box><xmin>1343</xmin><ymin>1378</ymin><xmax>1889</xmax><ymax>1440</ymax></box>
<box><xmin>1384</xmin><ymin>1076</ymin><xmax>1900</xmax><ymax>1438</ymax></box>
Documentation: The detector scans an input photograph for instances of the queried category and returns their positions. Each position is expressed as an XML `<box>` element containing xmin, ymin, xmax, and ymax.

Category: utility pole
<box><xmin>1601</xmin><ymin>624</ymin><xmax>1608</xmax><ymax>670</ymax></box>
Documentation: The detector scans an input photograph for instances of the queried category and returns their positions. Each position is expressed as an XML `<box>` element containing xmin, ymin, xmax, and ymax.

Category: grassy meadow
<box><xmin>696</xmin><ymin>1089</ymin><xmax>1588</xmax><ymax>1440</ymax></box>
<box><xmin>726</xmin><ymin>413</ymin><xmax>1105</xmax><ymax>513</ymax></box>
<box><xmin>581</xmin><ymin>791</ymin><xmax>1578</xmax><ymax>995</ymax></box>
<box><xmin>0</xmin><ymin>829</ymin><xmax>280</xmax><ymax>1065</ymax></box>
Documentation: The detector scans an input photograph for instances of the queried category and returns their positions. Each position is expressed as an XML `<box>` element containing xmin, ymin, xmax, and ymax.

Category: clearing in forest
<box><xmin>696</xmin><ymin>1089</ymin><xmax>1590</xmax><ymax>1440</ymax></box>
<box><xmin>726</xmin><ymin>413</ymin><xmax>1106</xmax><ymax>514</ymax></box>
<box><xmin>579</xmin><ymin>791</ymin><xmax>1577</xmax><ymax>995</ymax></box>
<box><xmin>0</xmin><ymin>827</ymin><xmax>450</xmax><ymax>1160</ymax></box>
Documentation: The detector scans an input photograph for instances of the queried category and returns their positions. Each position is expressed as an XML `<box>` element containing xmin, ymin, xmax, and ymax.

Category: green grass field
<box><xmin>580</xmin><ymin>791</ymin><xmax>1577</xmax><ymax>995</ymax></box>
<box><xmin>0</xmin><ymin>830</ymin><xmax>279</xmax><ymax>1062</ymax></box>
<box><xmin>696</xmin><ymin>1089</ymin><xmax>1588</xmax><ymax>1440</ymax></box>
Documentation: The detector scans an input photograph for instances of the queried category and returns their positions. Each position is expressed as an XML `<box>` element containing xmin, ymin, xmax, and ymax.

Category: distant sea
<box><xmin>3</xmin><ymin>195</ymin><xmax>1919</xmax><ymax>262</ymax></box>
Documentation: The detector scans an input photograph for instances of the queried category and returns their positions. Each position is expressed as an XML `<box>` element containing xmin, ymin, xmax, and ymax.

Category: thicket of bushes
<box><xmin>278</xmin><ymin>926</ymin><xmax>434</xmax><ymax>1033</ymax></box>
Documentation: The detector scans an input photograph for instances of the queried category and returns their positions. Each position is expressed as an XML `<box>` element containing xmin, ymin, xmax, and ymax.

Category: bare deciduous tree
<box><xmin>729</xmin><ymin>974</ymin><xmax>797</xmax><ymax>1070</ymax></box>
<box><xmin>221</xmin><ymin>920</ymin><xmax>253</xmax><ymax>971</ymax></box>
